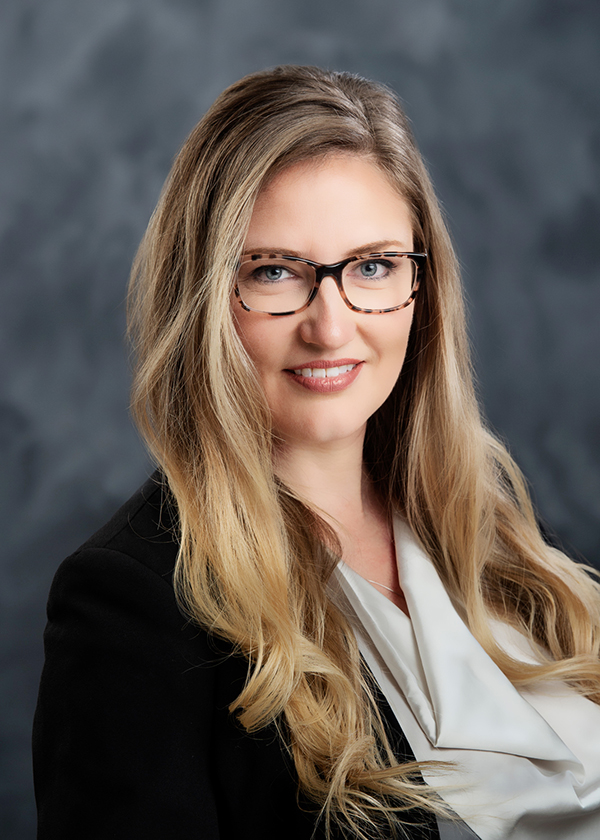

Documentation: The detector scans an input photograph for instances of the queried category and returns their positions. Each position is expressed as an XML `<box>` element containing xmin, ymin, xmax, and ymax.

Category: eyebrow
<box><xmin>241</xmin><ymin>240</ymin><xmax>413</xmax><ymax>259</ymax></box>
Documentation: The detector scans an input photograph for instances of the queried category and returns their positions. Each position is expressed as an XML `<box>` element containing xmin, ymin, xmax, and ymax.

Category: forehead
<box><xmin>245</xmin><ymin>155</ymin><xmax>414</xmax><ymax>260</ymax></box>
<box><xmin>257</xmin><ymin>153</ymin><xmax>405</xmax><ymax>203</ymax></box>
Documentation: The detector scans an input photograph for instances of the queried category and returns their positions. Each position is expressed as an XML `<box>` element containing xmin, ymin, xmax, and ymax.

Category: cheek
<box><xmin>231</xmin><ymin>309</ymin><xmax>284</xmax><ymax>377</ymax></box>
<box><xmin>381</xmin><ymin>310</ymin><xmax>413</xmax><ymax>370</ymax></box>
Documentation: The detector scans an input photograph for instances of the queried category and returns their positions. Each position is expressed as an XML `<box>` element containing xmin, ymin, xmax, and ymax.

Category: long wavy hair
<box><xmin>128</xmin><ymin>65</ymin><xmax>600</xmax><ymax>837</ymax></box>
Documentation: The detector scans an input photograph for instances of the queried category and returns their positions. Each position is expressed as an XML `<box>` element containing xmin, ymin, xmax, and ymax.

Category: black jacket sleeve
<box><xmin>33</xmin><ymin>545</ymin><xmax>222</xmax><ymax>839</ymax></box>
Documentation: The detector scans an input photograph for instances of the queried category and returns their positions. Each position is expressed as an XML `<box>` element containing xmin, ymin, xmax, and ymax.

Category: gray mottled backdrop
<box><xmin>2</xmin><ymin>0</ymin><xmax>599</xmax><ymax>836</ymax></box>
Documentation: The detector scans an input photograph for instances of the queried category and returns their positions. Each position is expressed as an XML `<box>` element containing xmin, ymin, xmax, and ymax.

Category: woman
<box><xmin>34</xmin><ymin>66</ymin><xmax>600</xmax><ymax>840</ymax></box>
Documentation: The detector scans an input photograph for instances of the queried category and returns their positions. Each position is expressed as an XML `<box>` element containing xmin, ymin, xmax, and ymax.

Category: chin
<box><xmin>276</xmin><ymin>418</ymin><xmax>368</xmax><ymax>448</ymax></box>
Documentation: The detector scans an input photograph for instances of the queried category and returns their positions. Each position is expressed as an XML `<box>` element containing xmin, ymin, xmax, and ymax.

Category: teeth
<box><xmin>293</xmin><ymin>364</ymin><xmax>355</xmax><ymax>378</ymax></box>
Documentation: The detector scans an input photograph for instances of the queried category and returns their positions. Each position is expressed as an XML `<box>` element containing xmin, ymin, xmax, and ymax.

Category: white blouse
<box><xmin>332</xmin><ymin>517</ymin><xmax>600</xmax><ymax>840</ymax></box>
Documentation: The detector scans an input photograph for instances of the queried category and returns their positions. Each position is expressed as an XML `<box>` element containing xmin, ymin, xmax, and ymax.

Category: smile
<box><xmin>292</xmin><ymin>364</ymin><xmax>357</xmax><ymax>378</ymax></box>
<box><xmin>286</xmin><ymin>360</ymin><xmax>363</xmax><ymax>394</ymax></box>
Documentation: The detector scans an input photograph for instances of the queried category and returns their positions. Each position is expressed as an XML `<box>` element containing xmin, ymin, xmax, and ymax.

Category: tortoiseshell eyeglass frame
<box><xmin>234</xmin><ymin>251</ymin><xmax>428</xmax><ymax>316</ymax></box>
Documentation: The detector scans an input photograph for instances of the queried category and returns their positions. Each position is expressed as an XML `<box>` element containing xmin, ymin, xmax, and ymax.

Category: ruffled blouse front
<box><xmin>333</xmin><ymin>518</ymin><xmax>600</xmax><ymax>840</ymax></box>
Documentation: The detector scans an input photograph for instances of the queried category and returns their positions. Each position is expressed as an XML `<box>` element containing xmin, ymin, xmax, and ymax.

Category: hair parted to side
<box><xmin>128</xmin><ymin>65</ymin><xmax>600</xmax><ymax>837</ymax></box>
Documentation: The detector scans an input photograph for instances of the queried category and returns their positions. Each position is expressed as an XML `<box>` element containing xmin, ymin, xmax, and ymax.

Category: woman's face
<box><xmin>232</xmin><ymin>154</ymin><xmax>416</xmax><ymax>453</ymax></box>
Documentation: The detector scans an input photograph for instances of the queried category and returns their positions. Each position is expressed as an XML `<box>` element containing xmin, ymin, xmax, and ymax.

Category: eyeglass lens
<box><xmin>236</xmin><ymin>254</ymin><xmax>418</xmax><ymax>314</ymax></box>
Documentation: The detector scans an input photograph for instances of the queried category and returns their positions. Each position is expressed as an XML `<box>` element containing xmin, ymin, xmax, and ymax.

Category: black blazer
<box><xmin>33</xmin><ymin>474</ymin><xmax>440</xmax><ymax>839</ymax></box>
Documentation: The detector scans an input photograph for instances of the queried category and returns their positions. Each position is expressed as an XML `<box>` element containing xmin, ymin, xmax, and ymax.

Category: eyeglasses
<box><xmin>234</xmin><ymin>251</ymin><xmax>427</xmax><ymax>316</ymax></box>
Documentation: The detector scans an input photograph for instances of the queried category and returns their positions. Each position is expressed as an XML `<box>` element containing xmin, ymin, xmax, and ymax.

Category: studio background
<box><xmin>1</xmin><ymin>1</ymin><xmax>599</xmax><ymax>836</ymax></box>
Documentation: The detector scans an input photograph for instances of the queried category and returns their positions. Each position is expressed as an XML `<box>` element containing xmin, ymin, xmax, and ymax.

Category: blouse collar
<box><xmin>334</xmin><ymin>517</ymin><xmax>579</xmax><ymax>769</ymax></box>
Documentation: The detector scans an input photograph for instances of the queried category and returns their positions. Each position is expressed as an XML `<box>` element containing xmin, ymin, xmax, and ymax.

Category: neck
<box><xmin>273</xmin><ymin>433</ymin><xmax>370</xmax><ymax>529</ymax></box>
<box><xmin>274</xmin><ymin>434</ymin><xmax>406</xmax><ymax>614</ymax></box>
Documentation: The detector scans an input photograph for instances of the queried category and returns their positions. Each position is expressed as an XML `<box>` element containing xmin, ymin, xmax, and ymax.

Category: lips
<box><xmin>285</xmin><ymin>359</ymin><xmax>363</xmax><ymax>393</ymax></box>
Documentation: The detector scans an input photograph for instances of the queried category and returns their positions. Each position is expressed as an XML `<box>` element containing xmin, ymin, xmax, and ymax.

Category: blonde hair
<box><xmin>128</xmin><ymin>65</ymin><xmax>600</xmax><ymax>837</ymax></box>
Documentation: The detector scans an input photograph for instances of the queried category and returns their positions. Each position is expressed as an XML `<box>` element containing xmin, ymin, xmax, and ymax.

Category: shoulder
<box><xmin>70</xmin><ymin>470</ymin><xmax>179</xmax><ymax>574</ymax></box>
<box><xmin>43</xmin><ymin>471</ymin><xmax>228</xmax><ymax>682</ymax></box>
<box><xmin>48</xmin><ymin>471</ymin><xmax>182</xmax><ymax>617</ymax></box>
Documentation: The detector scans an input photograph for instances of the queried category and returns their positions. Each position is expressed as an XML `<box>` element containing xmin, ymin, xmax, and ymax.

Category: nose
<box><xmin>298</xmin><ymin>274</ymin><xmax>356</xmax><ymax>348</ymax></box>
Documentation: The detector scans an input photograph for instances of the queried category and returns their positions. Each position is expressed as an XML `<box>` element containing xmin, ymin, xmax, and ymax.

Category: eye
<box><xmin>360</xmin><ymin>261</ymin><xmax>381</xmax><ymax>278</ymax></box>
<box><xmin>354</xmin><ymin>259</ymin><xmax>393</xmax><ymax>280</ymax></box>
<box><xmin>252</xmin><ymin>264</ymin><xmax>296</xmax><ymax>284</ymax></box>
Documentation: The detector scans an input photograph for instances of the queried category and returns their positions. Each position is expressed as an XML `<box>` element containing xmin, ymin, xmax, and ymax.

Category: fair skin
<box><xmin>233</xmin><ymin>154</ymin><xmax>416</xmax><ymax>614</ymax></box>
